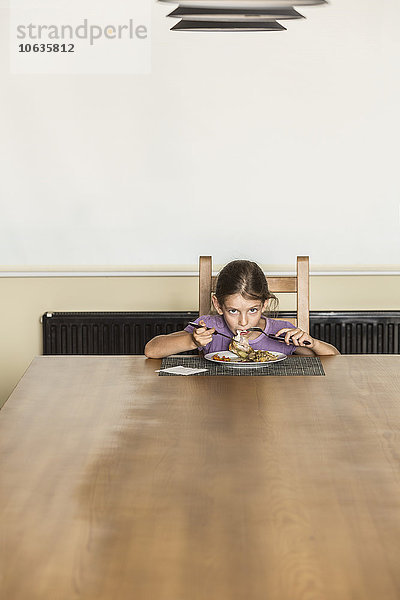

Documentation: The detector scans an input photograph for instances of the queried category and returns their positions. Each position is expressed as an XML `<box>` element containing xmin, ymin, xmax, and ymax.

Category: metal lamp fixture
<box><xmin>159</xmin><ymin>0</ymin><xmax>327</xmax><ymax>32</ymax></box>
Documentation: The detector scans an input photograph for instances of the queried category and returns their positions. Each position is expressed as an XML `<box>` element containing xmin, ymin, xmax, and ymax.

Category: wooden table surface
<box><xmin>1</xmin><ymin>355</ymin><xmax>400</xmax><ymax>600</ymax></box>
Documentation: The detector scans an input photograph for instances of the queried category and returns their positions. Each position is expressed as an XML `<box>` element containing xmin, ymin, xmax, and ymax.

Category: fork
<box><xmin>188</xmin><ymin>322</ymin><xmax>233</xmax><ymax>341</ymax></box>
<box><xmin>244</xmin><ymin>327</ymin><xmax>311</xmax><ymax>346</ymax></box>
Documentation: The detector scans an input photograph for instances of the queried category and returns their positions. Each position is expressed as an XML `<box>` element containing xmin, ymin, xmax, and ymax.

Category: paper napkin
<box><xmin>156</xmin><ymin>366</ymin><xmax>208</xmax><ymax>376</ymax></box>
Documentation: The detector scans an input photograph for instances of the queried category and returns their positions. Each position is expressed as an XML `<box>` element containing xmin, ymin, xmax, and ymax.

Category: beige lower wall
<box><xmin>1</xmin><ymin>275</ymin><xmax>399</xmax><ymax>408</ymax></box>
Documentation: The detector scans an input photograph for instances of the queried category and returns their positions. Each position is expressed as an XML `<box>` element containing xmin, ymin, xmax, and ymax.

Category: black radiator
<box><xmin>42</xmin><ymin>311</ymin><xmax>400</xmax><ymax>355</ymax></box>
<box><xmin>42</xmin><ymin>311</ymin><xmax>198</xmax><ymax>355</ymax></box>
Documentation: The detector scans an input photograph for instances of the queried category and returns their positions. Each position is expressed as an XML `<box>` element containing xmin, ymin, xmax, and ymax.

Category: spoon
<box><xmin>244</xmin><ymin>327</ymin><xmax>311</xmax><ymax>346</ymax></box>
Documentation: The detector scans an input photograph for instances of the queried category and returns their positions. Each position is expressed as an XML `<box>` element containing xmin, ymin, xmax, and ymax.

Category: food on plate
<box><xmin>213</xmin><ymin>354</ymin><xmax>242</xmax><ymax>362</ymax></box>
<box><xmin>229</xmin><ymin>331</ymin><xmax>254</xmax><ymax>359</ymax></box>
<box><xmin>224</xmin><ymin>330</ymin><xmax>279</xmax><ymax>362</ymax></box>
<box><xmin>212</xmin><ymin>351</ymin><xmax>279</xmax><ymax>363</ymax></box>
<box><xmin>248</xmin><ymin>350</ymin><xmax>279</xmax><ymax>362</ymax></box>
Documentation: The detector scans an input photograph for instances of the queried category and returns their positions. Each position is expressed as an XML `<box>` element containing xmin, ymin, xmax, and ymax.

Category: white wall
<box><xmin>1</xmin><ymin>0</ymin><xmax>399</xmax><ymax>268</ymax></box>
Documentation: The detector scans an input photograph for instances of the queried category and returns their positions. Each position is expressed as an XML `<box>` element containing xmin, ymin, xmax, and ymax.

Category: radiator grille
<box><xmin>43</xmin><ymin>312</ymin><xmax>199</xmax><ymax>355</ymax></box>
<box><xmin>42</xmin><ymin>311</ymin><xmax>400</xmax><ymax>355</ymax></box>
<box><xmin>310</xmin><ymin>312</ymin><xmax>400</xmax><ymax>354</ymax></box>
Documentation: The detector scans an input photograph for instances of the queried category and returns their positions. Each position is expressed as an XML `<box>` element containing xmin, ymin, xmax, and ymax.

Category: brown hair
<box><xmin>214</xmin><ymin>260</ymin><xmax>278</xmax><ymax>314</ymax></box>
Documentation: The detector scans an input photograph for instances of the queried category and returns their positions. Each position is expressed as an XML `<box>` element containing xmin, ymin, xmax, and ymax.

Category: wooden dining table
<box><xmin>1</xmin><ymin>354</ymin><xmax>400</xmax><ymax>600</ymax></box>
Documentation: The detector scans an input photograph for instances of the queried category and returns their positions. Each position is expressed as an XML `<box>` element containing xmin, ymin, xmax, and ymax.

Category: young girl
<box><xmin>144</xmin><ymin>260</ymin><xmax>340</xmax><ymax>358</ymax></box>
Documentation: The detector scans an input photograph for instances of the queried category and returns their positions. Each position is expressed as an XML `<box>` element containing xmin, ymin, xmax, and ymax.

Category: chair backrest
<box><xmin>199</xmin><ymin>255</ymin><xmax>310</xmax><ymax>333</ymax></box>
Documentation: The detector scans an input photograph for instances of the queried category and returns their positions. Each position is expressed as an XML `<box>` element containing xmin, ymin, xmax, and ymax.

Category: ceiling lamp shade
<box><xmin>160</xmin><ymin>0</ymin><xmax>327</xmax><ymax>7</ymax></box>
<box><xmin>171</xmin><ymin>19</ymin><xmax>286</xmax><ymax>30</ymax></box>
<box><xmin>160</xmin><ymin>0</ymin><xmax>327</xmax><ymax>30</ymax></box>
<box><xmin>167</xmin><ymin>6</ymin><xmax>305</xmax><ymax>20</ymax></box>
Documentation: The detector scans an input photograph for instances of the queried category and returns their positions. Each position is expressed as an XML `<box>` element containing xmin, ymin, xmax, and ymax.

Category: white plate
<box><xmin>204</xmin><ymin>350</ymin><xmax>287</xmax><ymax>368</ymax></box>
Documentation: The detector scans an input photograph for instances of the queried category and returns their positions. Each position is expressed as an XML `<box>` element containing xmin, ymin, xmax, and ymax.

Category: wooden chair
<box><xmin>199</xmin><ymin>256</ymin><xmax>310</xmax><ymax>333</ymax></box>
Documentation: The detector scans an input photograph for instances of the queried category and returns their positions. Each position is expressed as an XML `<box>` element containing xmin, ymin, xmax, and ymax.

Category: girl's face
<box><xmin>212</xmin><ymin>293</ymin><xmax>268</xmax><ymax>335</ymax></box>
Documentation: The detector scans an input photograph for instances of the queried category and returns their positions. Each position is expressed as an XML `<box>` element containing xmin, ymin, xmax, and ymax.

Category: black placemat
<box><xmin>159</xmin><ymin>355</ymin><xmax>325</xmax><ymax>376</ymax></box>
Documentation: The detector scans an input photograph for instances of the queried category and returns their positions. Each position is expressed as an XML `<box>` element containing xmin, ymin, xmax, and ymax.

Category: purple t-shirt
<box><xmin>184</xmin><ymin>315</ymin><xmax>296</xmax><ymax>355</ymax></box>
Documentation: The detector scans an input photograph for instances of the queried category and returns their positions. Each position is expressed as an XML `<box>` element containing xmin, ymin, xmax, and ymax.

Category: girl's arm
<box><xmin>144</xmin><ymin>324</ymin><xmax>215</xmax><ymax>359</ymax></box>
<box><xmin>276</xmin><ymin>327</ymin><xmax>340</xmax><ymax>356</ymax></box>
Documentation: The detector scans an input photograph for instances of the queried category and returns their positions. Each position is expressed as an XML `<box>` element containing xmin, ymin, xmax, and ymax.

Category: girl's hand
<box><xmin>275</xmin><ymin>327</ymin><xmax>315</xmax><ymax>348</ymax></box>
<box><xmin>192</xmin><ymin>320</ymin><xmax>215</xmax><ymax>349</ymax></box>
